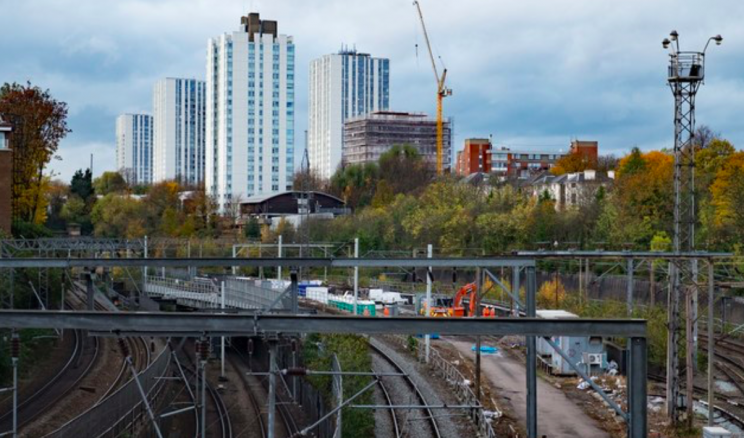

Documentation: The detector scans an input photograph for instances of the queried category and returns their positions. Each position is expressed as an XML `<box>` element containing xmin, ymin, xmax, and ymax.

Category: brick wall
<box><xmin>0</xmin><ymin>149</ymin><xmax>11</xmax><ymax>234</ymax></box>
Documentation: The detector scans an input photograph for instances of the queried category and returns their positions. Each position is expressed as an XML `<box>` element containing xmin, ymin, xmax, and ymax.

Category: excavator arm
<box><xmin>452</xmin><ymin>282</ymin><xmax>478</xmax><ymax>316</ymax></box>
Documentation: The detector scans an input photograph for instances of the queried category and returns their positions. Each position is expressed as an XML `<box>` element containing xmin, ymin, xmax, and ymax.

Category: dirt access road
<box><xmin>445</xmin><ymin>338</ymin><xmax>611</xmax><ymax>438</ymax></box>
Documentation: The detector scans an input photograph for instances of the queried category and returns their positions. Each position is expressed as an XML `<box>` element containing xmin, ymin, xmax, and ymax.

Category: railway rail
<box><xmin>180</xmin><ymin>340</ymin><xmax>233</xmax><ymax>438</ymax></box>
<box><xmin>376</xmin><ymin>368</ymin><xmax>402</xmax><ymax>438</ymax></box>
<box><xmin>0</xmin><ymin>327</ymin><xmax>99</xmax><ymax>433</ymax></box>
<box><xmin>369</xmin><ymin>340</ymin><xmax>442</xmax><ymax>438</ymax></box>
<box><xmin>228</xmin><ymin>348</ymin><xmax>268</xmax><ymax>438</ymax></box>
<box><xmin>230</xmin><ymin>345</ymin><xmax>298</xmax><ymax>438</ymax></box>
<box><xmin>69</xmin><ymin>280</ymin><xmax>153</xmax><ymax>404</ymax></box>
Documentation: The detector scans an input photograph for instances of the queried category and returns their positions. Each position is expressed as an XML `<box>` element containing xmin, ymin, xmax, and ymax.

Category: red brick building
<box><xmin>0</xmin><ymin>119</ymin><xmax>12</xmax><ymax>235</ymax></box>
<box><xmin>570</xmin><ymin>140</ymin><xmax>599</xmax><ymax>164</ymax></box>
<box><xmin>455</xmin><ymin>138</ymin><xmax>492</xmax><ymax>175</ymax></box>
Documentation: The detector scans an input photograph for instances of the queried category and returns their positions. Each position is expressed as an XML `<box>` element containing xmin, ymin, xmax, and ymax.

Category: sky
<box><xmin>2</xmin><ymin>0</ymin><xmax>743</xmax><ymax>181</ymax></box>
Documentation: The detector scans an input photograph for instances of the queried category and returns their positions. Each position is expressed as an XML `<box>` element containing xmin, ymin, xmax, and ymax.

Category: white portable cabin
<box><xmin>536</xmin><ymin>310</ymin><xmax>607</xmax><ymax>375</ymax></box>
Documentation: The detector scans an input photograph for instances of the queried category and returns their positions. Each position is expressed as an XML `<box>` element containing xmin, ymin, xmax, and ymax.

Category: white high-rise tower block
<box><xmin>153</xmin><ymin>78</ymin><xmax>206</xmax><ymax>185</ymax></box>
<box><xmin>206</xmin><ymin>12</ymin><xmax>295</xmax><ymax>212</ymax></box>
<box><xmin>116</xmin><ymin>113</ymin><xmax>153</xmax><ymax>185</ymax></box>
<box><xmin>308</xmin><ymin>49</ymin><xmax>390</xmax><ymax>179</ymax></box>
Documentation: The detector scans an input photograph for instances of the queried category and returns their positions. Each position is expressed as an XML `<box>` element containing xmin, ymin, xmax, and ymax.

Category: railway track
<box><xmin>649</xmin><ymin>332</ymin><xmax>744</xmax><ymax>431</ymax></box>
<box><xmin>230</xmin><ymin>345</ymin><xmax>298</xmax><ymax>438</ymax></box>
<box><xmin>96</xmin><ymin>336</ymin><xmax>151</xmax><ymax>403</ymax></box>
<box><xmin>0</xmin><ymin>281</ymin><xmax>153</xmax><ymax>436</ymax></box>
<box><xmin>68</xmin><ymin>280</ymin><xmax>153</xmax><ymax>405</ymax></box>
<box><xmin>698</xmin><ymin>333</ymin><xmax>744</xmax><ymax>399</ymax></box>
<box><xmin>376</xmin><ymin>365</ymin><xmax>402</xmax><ymax>438</ymax></box>
<box><xmin>228</xmin><ymin>349</ymin><xmax>268</xmax><ymax>438</ymax></box>
<box><xmin>369</xmin><ymin>340</ymin><xmax>442</xmax><ymax>438</ymax></box>
<box><xmin>0</xmin><ymin>328</ymin><xmax>100</xmax><ymax>433</ymax></box>
<box><xmin>180</xmin><ymin>340</ymin><xmax>233</xmax><ymax>438</ymax></box>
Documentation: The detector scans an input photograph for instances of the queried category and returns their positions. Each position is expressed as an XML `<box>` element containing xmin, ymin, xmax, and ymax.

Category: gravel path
<box><xmin>446</xmin><ymin>337</ymin><xmax>611</xmax><ymax>438</ymax></box>
<box><xmin>370</xmin><ymin>337</ymin><xmax>474</xmax><ymax>438</ymax></box>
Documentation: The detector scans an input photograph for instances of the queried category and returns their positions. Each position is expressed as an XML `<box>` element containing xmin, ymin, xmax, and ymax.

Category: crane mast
<box><xmin>413</xmin><ymin>0</ymin><xmax>450</xmax><ymax>175</ymax></box>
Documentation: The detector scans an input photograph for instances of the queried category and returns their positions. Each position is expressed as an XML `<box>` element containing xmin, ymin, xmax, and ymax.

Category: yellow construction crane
<box><xmin>413</xmin><ymin>0</ymin><xmax>451</xmax><ymax>175</ymax></box>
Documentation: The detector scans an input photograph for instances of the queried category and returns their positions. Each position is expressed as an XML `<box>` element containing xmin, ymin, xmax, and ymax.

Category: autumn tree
<box><xmin>44</xmin><ymin>179</ymin><xmax>69</xmax><ymax>231</ymax></box>
<box><xmin>608</xmin><ymin>148</ymin><xmax>674</xmax><ymax>247</ymax></box>
<box><xmin>537</xmin><ymin>278</ymin><xmax>567</xmax><ymax>308</ymax></box>
<box><xmin>0</xmin><ymin>82</ymin><xmax>70</xmax><ymax>224</ymax></box>
<box><xmin>292</xmin><ymin>167</ymin><xmax>327</xmax><ymax>192</ymax></box>
<box><xmin>709</xmin><ymin>152</ymin><xmax>744</xmax><ymax>246</ymax></box>
<box><xmin>329</xmin><ymin>163</ymin><xmax>379</xmax><ymax>209</ymax></box>
<box><xmin>377</xmin><ymin>144</ymin><xmax>431</xmax><ymax>195</ymax></box>
<box><xmin>551</xmin><ymin>152</ymin><xmax>597</xmax><ymax>175</ymax></box>
<box><xmin>182</xmin><ymin>188</ymin><xmax>220</xmax><ymax>237</ymax></box>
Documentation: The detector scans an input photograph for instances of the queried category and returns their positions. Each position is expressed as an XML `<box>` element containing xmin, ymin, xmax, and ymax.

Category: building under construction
<box><xmin>342</xmin><ymin>111</ymin><xmax>452</xmax><ymax>170</ymax></box>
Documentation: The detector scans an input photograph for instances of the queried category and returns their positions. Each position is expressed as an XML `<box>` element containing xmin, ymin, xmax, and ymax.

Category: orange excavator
<box><xmin>427</xmin><ymin>282</ymin><xmax>477</xmax><ymax>317</ymax></box>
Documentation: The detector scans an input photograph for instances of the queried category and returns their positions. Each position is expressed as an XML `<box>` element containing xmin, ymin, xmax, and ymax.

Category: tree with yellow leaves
<box><xmin>609</xmin><ymin>148</ymin><xmax>674</xmax><ymax>246</ymax></box>
<box><xmin>537</xmin><ymin>277</ymin><xmax>567</xmax><ymax>308</ymax></box>
<box><xmin>710</xmin><ymin>152</ymin><xmax>744</xmax><ymax>245</ymax></box>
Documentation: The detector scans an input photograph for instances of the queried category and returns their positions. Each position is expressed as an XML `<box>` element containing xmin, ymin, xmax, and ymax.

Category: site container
<box><xmin>536</xmin><ymin>309</ymin><xmax>607</xmax><ymax>375</ymax></box>
<box><xmin>328</xmin><ymin>295</ymin><xmax>376</xmax><ymax>316</ymax></box>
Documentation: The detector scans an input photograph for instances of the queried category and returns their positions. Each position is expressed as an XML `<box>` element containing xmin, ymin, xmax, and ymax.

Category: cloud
<box><xmin>1</xmin><ymin>0</ymin><xmax>743</xmax><ymax>181</ymax></box>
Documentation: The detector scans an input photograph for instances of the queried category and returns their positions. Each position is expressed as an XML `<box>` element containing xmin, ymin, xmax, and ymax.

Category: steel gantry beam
<box><xmin>0</xmin><ymin>310</ymin><xmax>649</xmax><ymax>438</ymax></box>
<box><xmin>516</xmin><ymin>250</ymin><xmax>732</xmax><ymax>260</ymax></box>
<box><xmin>0</xmin><ymin>310</ymin><xmax>645</xmax><ymax>337</ymax></box>
<box><xmin>0</xmin><ymin>257</ymin><xmax>536</xmax><ymax>269</ymax></box>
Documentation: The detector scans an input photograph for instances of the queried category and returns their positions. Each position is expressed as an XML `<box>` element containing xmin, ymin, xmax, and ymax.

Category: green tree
<box><xmin>329</xmin><ymin>163</ymin><xmax>379</xmax><ymax>209</ymax></box>
<box><xmin>70</xmin><ymin>168</ymin><xmax>94</xmax><ymax>200</ymax></box>
<box><xmin>619</xmin><ymin>147</ymin><xmax>646</xmax><ymax>175</ymax></box>
<box><xmin>0</xmin><ymin>82</ymin><xmax>71</xmax><ymax>224</ymax></box>
<box><xmin>93</xmin><ymin>171</ymin><xmax>128</xmax><ymax>195</ymax></box>
<box><xmin>90</xmin><ymin>194</ymin><xmax>144</xmax><ymax>237</ymax></box>
<box><xmin>60</xmin><ymin>195</ymin><xmax>86</xmax><ymax>223</ymax></box>
<box><xmin>303</xmin><ymin>334</ymin><xmax>375</xmax><ymax>438</ymax></box>
<box><xmin>244</xmin><ymin>217</ymin><xmax>261</xmax><ymax>239</ymax></box>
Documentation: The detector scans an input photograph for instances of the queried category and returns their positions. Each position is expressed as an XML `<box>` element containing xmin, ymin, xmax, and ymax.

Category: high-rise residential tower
<box><xmin>116</xmin><ymin>113</ymin><xmax>153</xmax><ymax>185</ymax></box>
<box><xmin>206</xmin><ymin>12</ymin><xmax>295</xmax><ymax>211</ymax></box>
<box><xmin>153</xmin><ymin>78</ymin><xmax>206</xmax><ymax>185</ymax></box>
<box><xmin>308</xmin><ymin>49</ymin><xmax>389</xmax><ymax>179</ymax></box>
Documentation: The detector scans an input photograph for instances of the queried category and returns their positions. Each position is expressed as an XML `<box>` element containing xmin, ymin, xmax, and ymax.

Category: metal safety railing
<box><xmin>225</xmin><ymin>278</ymin><xmax>292</xmax><ymax>310</ymax></box>
<box><xmin>144</xmin><ymin>276</ymin><xmax>291</xmax><ymax>310</ymax></box>
<box><xmin>331</xmin><ymin>354</ymin><xmax>343</xmax><ymax>438</ymax></box>
<box><xmin>46</xmin><ymin>345</ymin><xmax>171</xmax><ymax>438</ymax></box>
